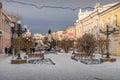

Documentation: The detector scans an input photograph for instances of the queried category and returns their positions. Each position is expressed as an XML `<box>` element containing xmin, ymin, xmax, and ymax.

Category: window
<box><xmin>96</xmin><ymin>19</ymin><xmax>98</xmax><ymax>27</ymax></box>
<box><xmin>114</xmin><ymin>15</ymin><xmax>117</xmax><ymax>26</ymax></box>
<box><xmin>101</xmin><ymin>20</ymin><xmax>104</xmax><ymax>29</ymax></box>
<box><xmin>114</xmin><ymin>40</ymin><xmax>118</xmax><ymax>54</ymax></box>
<box><xmin>106</xmin><ymin>18</ymin><xmax>110</xmax><ymax>26</ymax></box>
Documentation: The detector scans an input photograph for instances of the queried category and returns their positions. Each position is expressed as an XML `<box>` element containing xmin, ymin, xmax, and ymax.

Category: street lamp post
<box><xmin>15</xmin><ymin>21</ymin><xmax>27</xmax><ymax>59</ymax></box>
<box><xmin>99</xmin><ymin>22</ymin><xmax>119</xmax><ymax>58</ymax></box>
<box><xmin>65</xmin><ymin>39</ymin><xmax>68</xmax><ymax>53</ymax></box>
<box><xmin>72</xmin><ymin>39</ymin><xmax>75</xmax><ymax>54</ymax></box>
<box><xmin>11</xmin><ymin>23</ymin><xmax>15</xmax><ymax>58</ymax></box>
<box><xmin>55</xmin><ymin>33</ymin><xmax>58</xmax><ymax>52</ymax></box>
<box><xmin>56</xmin><ymin>39</ymin><xmax>57</xmax><ymax>50</ymax></box>
<box><xmin>23</xmin><ymin>26</ymin><xmax>32</xmax><ymax>54</ymax></box>
<box><xmin>26</xmin><ymin>38</ymin><xmax>29</xmax><ymax>54</ymax></box>
<box><xmin>26</xmin><ymin>37</ymin><xmax>30</xmax><ymax>54</ymax></box>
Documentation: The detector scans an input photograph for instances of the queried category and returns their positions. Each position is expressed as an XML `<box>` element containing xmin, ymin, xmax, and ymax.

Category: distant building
<box><xmin>24</xmin><ymin>29</ymin><xmax>31</xmax><ymax>38</ymax></box>
<box><xmin>51</xmin><ymin>30</ymin><xmax>64</xmax><ymax>41</ymax></box>
<box><xmin>63</xmin><ymin>26</ymin><xmax>76</xmax><ymax>40</ymax></box>
<box><xmin>0</xmin><ymin>2</ymin><xmax>16</xmax><ymax>53</ymax></box>
<box><xmin>56</xmin><ymin>31</ymin><xmax>64</xmax><ymax>40</ymax></box>
<box><xmin>33</xmin><ymin>33</ymin><xmax>44</xmax><ymax>47</ymax></box>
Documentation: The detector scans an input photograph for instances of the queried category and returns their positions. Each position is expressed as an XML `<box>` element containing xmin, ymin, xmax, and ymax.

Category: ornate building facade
<box><xmin>99</xmin><ymin>2</ymin><xmax>120</xmax><ymax>56</ymax></box>
<box><xmin>75</xmin><ymin>2</ymin><xmax>120</xmax><ymax>55</ymax></box>
<box><xmin>75</xmin><ymin>2</ymin><xmax>119</xmax><ymax>38</ymax></box>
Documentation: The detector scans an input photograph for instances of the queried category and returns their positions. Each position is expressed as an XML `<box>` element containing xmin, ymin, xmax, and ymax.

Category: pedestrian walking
<box><xmin>5</xmin><ymin>47</ymin><xmax>8</xmax><ymax>55</ymax></box>
<box><xmin>12</xmin><ymin>48</ymin><xmax>15</xmax><ymax>58</ymax></box>
<box><xmin>14</xmin><ymin>48</ymin><xmax>17</xmax><ymax>57</ymax></box>
<box><xmin>32</xmin><ymin>47</ymin><xmax>35</xmax><ymax>54</ymax></box>
<box><xmin>30</xmin><ymin>47</ymin><xmax>32</xmax><ymax>54</ymax></box>
<box><xmin>8</xmin><ymin>47</ymin><xmax>12</xmax><ymax>56</ymax></box>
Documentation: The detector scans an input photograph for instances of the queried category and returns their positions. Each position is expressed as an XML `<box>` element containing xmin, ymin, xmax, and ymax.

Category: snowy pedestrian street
<box><xmin>0</xmin><ymin>54</ymin><xmax>9</xmax><ymax>62</ymax></box>
<box><xmin>0</xmin><ymin>53</ymin><xmax>120</xmax><ymax>80</ymax></box>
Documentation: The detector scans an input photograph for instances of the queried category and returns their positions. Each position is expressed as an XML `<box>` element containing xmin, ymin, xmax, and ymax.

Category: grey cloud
<box><xmin>2</xmin><ymin>0</ymin><xmax>120</xmax><ymax>34</ymax></box>
<box><xmin>5</xmin><ymin>0</ymin><xmax>94</xmax><ymax>10</ymax></box>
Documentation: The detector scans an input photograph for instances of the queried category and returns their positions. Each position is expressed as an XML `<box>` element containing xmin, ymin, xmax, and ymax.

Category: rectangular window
<box><xmin>114</xmin><ymin>15</ymin><xmax>117</xmax><ymax>27</ymax></box>
<box><xmin>106</xmin><ymin>18</ymin><xmax>110</xmax><ymax>26</ymax></box>
<box><xmin>114</xmin><ymin>40</ymin><xmax>118</xmax><ymax>54</ymax></box>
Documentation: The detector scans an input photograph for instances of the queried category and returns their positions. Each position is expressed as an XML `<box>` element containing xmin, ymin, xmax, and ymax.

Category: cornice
<box><xmin>99</xmin><ymin>2</ymin><xmax>120</xmax><ymax>16</ymax></box>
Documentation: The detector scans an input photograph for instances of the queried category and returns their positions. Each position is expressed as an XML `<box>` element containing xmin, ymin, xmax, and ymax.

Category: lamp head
<box><xmin>24</xmin><ymin>25</ymin><xmax>27</xmax><ymax>29</ymax></box>
<box><xmin>113</xmin><ymin>25</ymin><xmax>116</xmax><ymax>31</ymax></box>
<box><xmin>99</xmin><ymin>26</ymin><xmax>103</xmax><ymax>32</ymax></box>
<box><xmin>10</xmin><ymin>23</ymin><xmax>14</xmax><ymax>27</ymax></box>
<box><xmin>17</xmin><ymin>20</ymin><xmax>21</xmax><ymax>24</ymax></box>
<box><xmin>106</xmin><ymin>22</ymin><xmax>110</xmax><ymax>27</ymax></box>
<box><xmin>99</xmin><ymin>29</ymin><xmax>102</xmax><ymax>32</ymax></box>
<box><xmin>24</xmin><ymin>25</ymin><xmax>28</xmax><ymax>32</ymax></box>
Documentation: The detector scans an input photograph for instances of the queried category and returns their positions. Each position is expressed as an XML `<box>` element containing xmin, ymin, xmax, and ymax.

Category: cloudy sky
<box><xmin>0</xmin><ymin>0</ymin><xmax>119</xmax><ymax>34</ymax></box>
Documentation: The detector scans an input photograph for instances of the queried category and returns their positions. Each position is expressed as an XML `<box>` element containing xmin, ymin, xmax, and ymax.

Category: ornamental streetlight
<box><xmin>26</xmin><ymin>37</ymin><xmax>30</xmax><ymax>54</ymax></box>
<box><xmin>65</xmin><ymin>36</ymin><xmax>68</xmax><ymax>53</ymax></box>
<box><xmin>72</xmin><ymin>39</ymin><xmax>76</xmax><ymax>54</ymax></box>
<box><xmin>24</xmin><ymin>27</ymin><xmax>31</xmax><ymax>54</ymax></box>
<box><xmin>55</xmin><ymin>32</ymin><xmax>58</xmax><ymax>52</ymax></box>
<box><xmin>10</xmin><ymin>23</ymin><xmax>15</xmax><ymax>58</ymax></box>
<box><xmin>99</xmin><ymin>22</ymin><xmax>119</xmax><ymax>58</ymax></box>
<box><xmin>15</xmin><ymin>20</ymin><xmax>27</xmax><ymax>59</ymax></box>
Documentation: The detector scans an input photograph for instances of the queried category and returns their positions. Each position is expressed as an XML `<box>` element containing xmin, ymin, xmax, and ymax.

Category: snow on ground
<box><xmin>0</xmin><ymin>54</ymin><xmax>8</xmax><ymax>62</ymax></box>
<box><xmin>0</xmin><ymin>53</ymin><xmax>120</xmax><ymax>80</ymax></box>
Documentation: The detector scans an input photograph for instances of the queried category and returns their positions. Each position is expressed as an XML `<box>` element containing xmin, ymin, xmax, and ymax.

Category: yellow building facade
<box><xmin>75</xmin><ymin>2</ymin><xmax>118</xmax><ymax>39</ymax></box>
<box><xmin>99</xmin><ymin>2</ymin><xmax>120</xmax><ymax>56</ymax></box>
<box><xmin>75</xmin><ymin>2</ymin><xmax>120</xmax><ymax>56</ymax></box>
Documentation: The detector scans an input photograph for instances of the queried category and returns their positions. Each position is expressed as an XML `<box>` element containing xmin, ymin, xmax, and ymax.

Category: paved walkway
<box><xmin>0</xmin><ymin>53</ymin><xmax>120</xmax><ymax>80</ymax></box>
<box><xmin>0</xmin><ymin>53</ymin><xmax>9</xmax><ymax>62</ymax></box>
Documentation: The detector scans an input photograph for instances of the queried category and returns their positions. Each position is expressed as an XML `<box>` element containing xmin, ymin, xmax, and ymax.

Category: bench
<box><xmin>72</xmin><ymin>52</ymin><xmax>96</xmax><ymax>61</ymax></box>
<box><xmin>27</xmin><ymin>53</ymin><xmax>44</xmax><ymax>59</ymax></box>
<box><xmin>11</xmin><ymin>60</ymin><xmax>27</xmax><ymax>64</ymax></box>
<box><xmin>100</xmin><ymin>58</ymin><xmax>116</xmax><ymax>62</ymax></box>
<box><xmin>72</xmin><ymin>52</ymin><xmax>88</xmax><ymax>57</ymax></box>
<box><xmin>72</xmin><ymin>53</ymin><xmax>97</xmax><ymax>64</ymax></box>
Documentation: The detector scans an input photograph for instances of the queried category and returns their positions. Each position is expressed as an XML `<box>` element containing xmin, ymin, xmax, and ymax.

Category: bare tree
<box><xmin>59</xmin><ymin>40</ymin><xmax>69</xmax><ymax>53</ymax></box>
<box><xmin>59</xmin><ymin>39</ymin><xmax>74</xmax><ymax>53</ymax></box>
<box><xmin>78</xmin><ymin>33</ymin><xmax>96</xmax><ymax>59</ymax></box>
<box><xmin>97</xmin><ymin>38</ymin><xmax>106</xmax><ymax>58</ymax></box>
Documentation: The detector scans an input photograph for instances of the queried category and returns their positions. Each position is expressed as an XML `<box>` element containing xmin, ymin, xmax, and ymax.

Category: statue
<box><xmin>46</xmin><ymin>29</ymin><xmax>52</xmax><ymax>51</ymax></box>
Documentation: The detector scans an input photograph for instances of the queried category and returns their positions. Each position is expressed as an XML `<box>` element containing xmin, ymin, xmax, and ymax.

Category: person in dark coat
<box><xmin>30</xmin><ymin>47</ymin><xmax>32</xmax><ymax>54</ymax></box>
<box><xmin>8</xmin><ymin>47</ymin><xmax>12</xmax><ymax>56</ymax></box>
<box><xmin>32</xmin><ymin>47</ymin><xmax>35</xmax><ymax>54</ymax></box>
<box><xmin>5</xmin><ymin>47</ymin><xmax>8</xmax><ymax>55</ymax></box>
<box><xmin>14</xmin><ymin>48</ymin><xmax>17</xmax><ymax>57</ymax></box>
